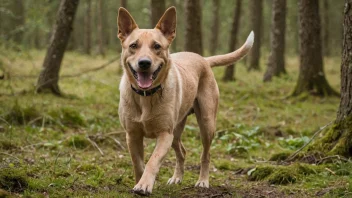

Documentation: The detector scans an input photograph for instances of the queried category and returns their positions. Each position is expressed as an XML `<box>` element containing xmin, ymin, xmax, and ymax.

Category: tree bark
<box><xmin>308</xmin><ymin>0</ymin><xmax>352</xmax><ymax>157</ymax></box>
<box><xmin>184</xmin><ymin>0</ymin><xmax>203</xmax><ymax>55</ymax></box>
<box><xmin>11</xmin><ymin>0</ymin><xmax>25</xmax><ymax>44</ymax></box>
<box><xmin>121</xmin><ymin>0</ymin><xmax>127</xmax><ymax>9</ymax></box>
<box><xmin>210</xmin><ymin>0</ymin><xmax>220</xmax><ymax>55</ymax></box>
<box><xmin>168</xmin><ymin>0</ymin><xmax>178</xmax><ymax>52</ymax></box>
<box><xmin>151</xmin><ymin>0</ymin><xmax>166</xmax><ymax>27</ymax></box>
<box><xmin>97</xmin><ymin>0</ymin><xmax>105</xmax><ymax>56</ymax></box>
<box><xmin>248</xmin><ymin>0</ymin><xmax>263</xmax><ymax>71</ymax></box>
<box><xmin>84</xmin><ymin>0</ymin><xmax>92</xmax><ymax>55</ymax></box>
<box><xmin>34</xmin><ymin>26</ymin><xmax>41</xmax><ymax>49</ymax></box>
<box><xmin>292</xmin><ymin>0</ymin><xmax>337</xmax><ymax>96</ymax></box>
<box><xmin>36</xmin><ymin>0</ymin><xmax>79</xmax><ymax>95</ymax></box>
<box><xmin>322</xmin><ymin>0</ymin><xmax>330</xmax><ymax>56</ymax></box>
<box><xmin>263</xmin><ymin>0</ymin><xmax>287</xmax><ymax>82</ymax></box>
<box><xmin>222</xmin><ymin>0</ymin><xmax>242</xmax><ymax>82</ymax></box>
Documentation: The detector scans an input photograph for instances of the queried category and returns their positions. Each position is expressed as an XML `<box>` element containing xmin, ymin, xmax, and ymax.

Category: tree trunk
<box><xmin>168</xmin><ymin>0</ymin><xmax>177</xmax><ymax>52</ymax></box>
<box><xmin>36</xmin><ymin>0</ymin><xmax>79</xmax><ymax>95</ymax></box>
<box><xmin>222</xmin><ymin>0</ymin><xmax>242</xmax><ymax>82</ymax></box>
<box><xmin>151</xmin><ymin>0</ymin><xmax>165</xmax><ymax>27</ymax></box>
<box><xmin>121</xmin><ymin>0</ymin><xmax>127</xmax><ymax>9</ymax></box>
<box><xmin>309</xmin><ymin>0</ymin><xmax>352</xmax><ymax>157</ymax></box>
<box><xmin>248</xmin><ymin>0</ymin><xmax>263</xmax><ymax>71</ymax></box>
<box><xmin>210</xmin><ymin>0</ymin><xmax>220</xmax><ymax>55</ymax></box>
<box><xmin>263</xmin><ymin>0</ymin><xmax>287</xmax><ymax>82</ymax></box>
<box><xmin>184</xmin><ymin>0</ymin><xmax>203</xmax><ymax>55</ymax></box>
<box><xmin>322</xmin><ymin>0</ymin><xmax>330</xmax><ymax>56</ymax></box>
<box><xmin>84</xmin><ymin>0</ymin><xmax>91</xmax><ymax>55</ymax></box>
<box><xmin>292</xmin><ymin>0</ymin><xmax>337</xmax><ymax>96</ymax></box>
<box><xmin>97</xmin><ymin>0</ymin><xmax>105</xmax><ymax>56</ymax></box>
<box><xmin>11</xmin><ymin>0</ymin><xmax>25</xmax><ymax>44</ymax></box>
<box><xmin>34</xmin><ymin>26</ymin><xmax>41</xmax><ymax>49</ymax></box>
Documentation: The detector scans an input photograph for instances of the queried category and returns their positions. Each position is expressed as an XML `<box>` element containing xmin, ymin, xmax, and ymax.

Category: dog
<box><xmin>117</xmin><ymin>6</ymin><xmax>253</xmax><ymax>195</ymax></box>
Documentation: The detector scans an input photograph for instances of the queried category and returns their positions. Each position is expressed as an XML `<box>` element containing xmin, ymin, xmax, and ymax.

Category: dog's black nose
<box><xmin>138</xmin><ymin>58</ymin><xmax>152</xmax><ymax>70</ymax></box>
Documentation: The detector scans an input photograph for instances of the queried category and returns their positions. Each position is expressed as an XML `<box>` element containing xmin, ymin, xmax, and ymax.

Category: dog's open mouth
<box><xmin>129</xmin><ymin>63</ymin><xmax>162</xmax><ymax>89</ymax></box>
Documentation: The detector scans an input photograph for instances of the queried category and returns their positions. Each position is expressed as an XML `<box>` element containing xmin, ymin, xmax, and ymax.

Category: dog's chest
<box><xmin>119</xmin><ymin>96</ymin><xmax>177</xmax><ymax>137</ymax></box>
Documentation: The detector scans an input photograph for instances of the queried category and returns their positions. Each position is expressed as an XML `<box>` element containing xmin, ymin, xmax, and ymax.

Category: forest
<box><xmin>0</xmin><ymin>0</ymin><xmax>351</xmax><ymax>197</ymax></box>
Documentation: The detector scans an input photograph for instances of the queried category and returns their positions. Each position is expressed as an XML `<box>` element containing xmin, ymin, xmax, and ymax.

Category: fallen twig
<box><xmin>105</xmin><ymin>131</ymin><xmax>125</xmax><ymax>136</ymax></box>
<box><xmin>286</xmin><ymin>121</ymin><xmax>333</xmax><ymax>162</ymax></box>
<box><xmin>317</xmin><ymin>155</ymin><xmax>350</xmax><ymax>165</ymax></box>
<box><xmin>10</xmin><ymin>56</ymin><xmax>120</xmax><ymax>79</ymax></box>
<box><xmin>109</xmin><ymin>136</ymin><xmax>126</xmax><ymax>150</ymax></box>
<box><xmin>86</xmin><ymin>136</ymin><xmax>104</xmax><ymax>156</ymax></box>
<box><xmin>324</xmin><ymin>167</ymin><xmax>336</xmax><ymax>175</ymax></box>
<box><xmin>61</xmin><ymin>56</ymin><xmax>120</xmax><ymax>78</ymax></box>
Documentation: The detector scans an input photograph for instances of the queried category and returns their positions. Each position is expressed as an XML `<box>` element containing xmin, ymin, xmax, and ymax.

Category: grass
<box><xmin>0</xmin><ymin>49</ymin><xmax>351</xmax><ymax>197</ymax></box>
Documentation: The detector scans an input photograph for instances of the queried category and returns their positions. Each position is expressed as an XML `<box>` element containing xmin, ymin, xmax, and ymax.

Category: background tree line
<box><xmin>0</xmin><ymin>0</ymin><xmax>344</xmax><ymax>57</ymax></box>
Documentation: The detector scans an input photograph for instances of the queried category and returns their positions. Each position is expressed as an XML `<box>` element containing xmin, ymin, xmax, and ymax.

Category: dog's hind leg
<box><xmin>193</xmin><ymin>87</ymin><xmax>218</xmax><ymax>188</ymax></box>
<box><xmin>167</xmin><ymin>117</ymin><xmax>187</xmax><ymax>185</ymax></box>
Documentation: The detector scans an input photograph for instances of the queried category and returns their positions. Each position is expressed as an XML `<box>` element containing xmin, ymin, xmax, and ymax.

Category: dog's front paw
<box><xmin>132</xmin><ymin>180</ymin><xmax>153</xmax><ymax>196</ymax></box>
<box><xmin>167</xmin><ymin>176</ymin><xmax>182</xmax><ymax>185</ymax></box>
<box><xmin>195</xmin><ymin>179</ymin><xmax>209</xmax><ymax>188</ymax></box>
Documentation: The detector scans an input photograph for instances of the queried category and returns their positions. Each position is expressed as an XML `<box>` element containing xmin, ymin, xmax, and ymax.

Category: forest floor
<box><xmin>0</xmin><ymin>50</ymin><xmax>351</xmax><ymax>197</ymax></box>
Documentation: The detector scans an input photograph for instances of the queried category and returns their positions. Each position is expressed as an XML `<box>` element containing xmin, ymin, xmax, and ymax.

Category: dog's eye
<box><xmin>129</xmin><ymin>43</ymin><xmax>138</xmax><ymax>49</ymax></box>
<box><xmin>153</xmin><ymin>43</ymin><xmax>161</xmax><ymax>50</ymax></box>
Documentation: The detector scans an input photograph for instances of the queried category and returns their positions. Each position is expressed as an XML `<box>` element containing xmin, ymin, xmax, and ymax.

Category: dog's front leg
<box><xmin>132</xmin><ymin>132</ymin><xmax>173</xmax><ymax>195</ymax></box>
<box><xmin>126</xmin><ymin>133</ymin><xmax>144</xmax><ymax>183</ymax></box>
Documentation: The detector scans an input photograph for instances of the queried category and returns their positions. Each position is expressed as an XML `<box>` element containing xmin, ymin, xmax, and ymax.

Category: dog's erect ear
<box><xmin>155</xmin><ymin>7</ymin><xmax>176</xmax><ymax>43</ymax></box>
<box><xmin>117</xmin><ymin>7</ymin><xmax>138</xmax><ymax>41</ymax></box>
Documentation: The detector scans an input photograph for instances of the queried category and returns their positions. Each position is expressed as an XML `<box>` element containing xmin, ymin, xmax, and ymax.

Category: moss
<box><xmin>49</xmin><ymin>108</ymin><xmax>86</xmax><ymax>127</ymax></box>
<box><xmin>307</xmin><ymin>123</ymin><xmax>344</xmax><ymax>156</ymax></box>
<box><xmin>248</xmin><ymin>166</ymin><xmax>274</xmax><ymax>181</ymax></box>
<box><xmin>76</xmin><ymin>164</ymin><xmax>100</xmax><ymax>172</ymax></box>
<box><xmin>321</xmin><ymin>124</ymin><xmax>341</xmax><ymax>144</ymax></box>
<box><xmin>215</xmin><ymin>160</ymin><xmax>237</xmax><ymax>171</ymax></box>
<box><xmin>0</xmin><ymin>168</ymin><xmax>28</xmax><ymax>193</ymax></box>
<box><xmin>329</xmin><ymin>117</ymin><xmax>352</xmax><ymax>156</ymax></box>
<box><xmin>295</xmin><ymin>163</ymin><xmax>318</xmax><ymax>175</ymax></box>
<box><xmin>65</xmin><ymin>135</ymin><xmax>90</xmax><ymax>149</ymax></box>
<box><xmin>4</xmin><ymin>104</ymin><xmax>41</xmax><ymax>125</ymax></box>
<box><xmin>309</xmin><ymin>116</ymin><xmax>352</xmax><ymax>157</ymax></box>
<box><xmin>267</xmin><ymin>168</ymin><xmax>297</xmax><ymax>185</ymax></box>
<box><xmin>269</xmin><ymin>152</ymin><xmax>292</xmax><ymax>161</ymax></box>
<box><xmin>54</xmin><ymin>170</ymin><xmax>71</xmax><ymax>178</ymax></box>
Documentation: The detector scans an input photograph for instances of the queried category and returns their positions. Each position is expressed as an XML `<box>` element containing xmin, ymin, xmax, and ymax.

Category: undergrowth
<box><xmin>0</xmin><ymin>50</ymin><xmax>350</xmax><ymax>197</ymax></box>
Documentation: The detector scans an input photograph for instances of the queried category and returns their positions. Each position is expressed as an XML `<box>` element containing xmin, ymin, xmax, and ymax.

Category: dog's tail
<box><xmin>205</xmin><ymin>31</ymin><xmax>254</xmax><ymax>68</ymax></box>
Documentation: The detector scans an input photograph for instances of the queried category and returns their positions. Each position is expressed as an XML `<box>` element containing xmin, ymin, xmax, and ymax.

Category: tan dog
<box><xmin>117</xmin><ymin>6</ymin><xmax>253</xmax><ymax>195</ymax></box>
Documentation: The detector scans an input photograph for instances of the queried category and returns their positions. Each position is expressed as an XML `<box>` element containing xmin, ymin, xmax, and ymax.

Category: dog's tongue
<box><xmin>137</xmin><ymin>72</ymin><xmax>153</xmax><ymax>89</ymax></box>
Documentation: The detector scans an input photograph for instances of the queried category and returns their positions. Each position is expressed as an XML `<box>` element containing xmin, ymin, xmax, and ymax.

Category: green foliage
<box><xmin>278</xmin><ymin>135</ymin><xmax>310</xmax><ymax>150</ymax></box>
<box><xmin>4</xmin><ymin>103</ymin><xmax>41</xmax><ymax>125</ymax></box>
<box><xmin>48</xmin><ymin>107</ymin><xmax>86</xmax><ymax>127</ymax></box>
<box><xmin>0</xmin><ymin>52</ymin><xmax>347</xmax><ymax>196</ymax></box>
<box><xmin>65</xmin><ymin>135</ymin><xmax>90</xmax><ymax>149</ymax></box>
<box><xmin>269</xmin><ymin>151</ymin><xmax>292</xmax><ymax>161</ymax></box>
<box><xmin>247</xmin><ymin>166</ymin><xmax>274</xmax><ymax>181</ymax></box>
<box><xmin>295</xmin><ymin>163</ymin><xmax>319</xmax><ymax>175</ymax></box>
<box><xmin>218</xmin><ymin>125</ymin><xmax>262</xmax><ymax>156</ymax></box>
<box><xmin>267</xmin><ymin>168</ymin><xmax>297</xmax><ymax>185</ymax></box>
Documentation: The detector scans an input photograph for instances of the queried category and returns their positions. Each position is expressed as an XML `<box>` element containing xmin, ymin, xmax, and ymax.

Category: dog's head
<box><xmin>117</xmin><ymin>7</ymin><xmax>176</xmax><ymax>90</ymax></box>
